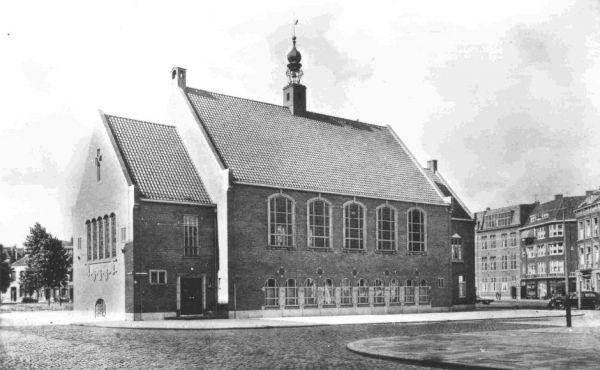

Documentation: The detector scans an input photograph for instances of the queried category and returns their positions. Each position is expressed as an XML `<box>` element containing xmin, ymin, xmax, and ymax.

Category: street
<box><xmin>0</xmin><ymin>315</ymin><xmax>565</xmax><ymax>369</ymax></box>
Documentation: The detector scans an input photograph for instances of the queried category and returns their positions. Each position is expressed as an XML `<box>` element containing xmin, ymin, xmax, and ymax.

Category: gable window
<box><xmin>184</xmin><ymin>215</ymin><xmax>199</xmax><ymax>257</ymax></box>
<box><xmin>149</xmin><ymin>270</ymin><xmax>167</xmax><ymax>285</ymax></box>
<box><xmin>407</xmin><ymin>208</ymin><xmax>425</xmax><ymax>252</ymax></box>
<box><xmin>451</xmin><ymin>235</ymin><xmax>462</xmax><ymax>260</ymax></box>
<box><xmin>304</xmin><ymin>278</ymin><xmax>316</xmax><ymax>306</ymax></box>
<box><xmin>86</xmin><ymin>221</ymin><xmax>91</xmax><ymax>261</ymax></box>
<box><xmin>341</xmin><ymin>278</ymin><xmax>352</xmax><ymax>305</ymax></box>
<box><xmin>307</xmin><ymin>198</ymin><xmax>331</xmax><ymax>248</ymax></box>
<box><xmin>269</xmin><ymin>194</ymin><xmax>295</xmax><ymax>247</ymax></box>
<box><xmin>343</xmin><ymin>202</ymin><xmax>365</xmax><ymax>250</ymax></box>
<box><xmin>376</xmin><ymin>205</ymin><xmax>397</xmax><ymax>251</ymax></box>
<box><xmin>264</xmin><ymin>278</ymin><xmax>279</xmax><ymax>307</ymax></box>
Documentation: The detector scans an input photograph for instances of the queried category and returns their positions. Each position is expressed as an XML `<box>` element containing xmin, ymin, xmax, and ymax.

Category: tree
<box><xmin>0</xmin><ymin>244</ymin><xmax>11</xmax><ymax>295</ymax></box>
<box><xmin>21</xmin><ymin>223</ymin><xmax>71</xmax><ymax>305</ymax></box>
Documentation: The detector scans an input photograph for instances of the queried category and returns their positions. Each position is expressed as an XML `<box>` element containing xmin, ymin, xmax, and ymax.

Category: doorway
<box><xmin>11</xmin><ymin>287</ymin><xmax>17</xmax><ymax>302</ymax></box>
<box><xmin>180</xmin><ymin>277</ymin><xmax>203</xmax><ymax>315</ymax></box>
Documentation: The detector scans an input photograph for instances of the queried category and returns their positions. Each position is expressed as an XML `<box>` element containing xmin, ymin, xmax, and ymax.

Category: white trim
<box><xmin>375</xmin><ymin>204</ymin><xmax>398</xmax><ymax>251</ymax></box>
<box><xmin>385</xmin><ymin>125</ymin><xmax>449</xmax><ymax>204</ymax></box>
<box><xmin>267</xmin><ymin>193</ymin><xmax>296</xmax><ymax>247</ymax></box>
<box><xmin>306</xmin><ymin>197</ymin><xmax>333</xmax><ymax>248</ymax></box>
<box><xmin>407</xmin><ymin>207</ymin><xmax>427</xmax><ymax>252</ymax></box>
<box><xmin>149</xmin><ymin>269</ymin><xmax>167</xmax><ymax>285</ymax></box>
<box><xmin>452</xmin><ymin>217</ymin><xmax>475</xmax><ymax>222</ymax></box>
<box><xmin>342</xmin><ymin>200</ymin><xmax>367</xmax><ymax>250</ymax></box>
<box><xmin>139</xmin><ymin>198</ymin><xmax>216</xmax><ymax>207</ymax></box>
<box><xmin>233</xmin><ymin>181</ymin><xmax>448</xmax><ymax>207</ymax></box>
<box><xmin>519</xmin><ymin>219</ymin><xmax>576</xmax><ymax>231</ymax></box>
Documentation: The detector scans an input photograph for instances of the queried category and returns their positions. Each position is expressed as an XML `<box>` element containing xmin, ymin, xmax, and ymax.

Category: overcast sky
<box><xmin>1</xmin><ymin>0</ymin><xmax>599</xmax><ymax>246</ymax></box>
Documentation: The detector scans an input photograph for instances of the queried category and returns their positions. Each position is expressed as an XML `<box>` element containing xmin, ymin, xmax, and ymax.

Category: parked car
<box><xmin>476</xmin><ymin>296</ymin><xmax>494</xmax><ymax>305</ymax></box>
<box><xmin>548</xmin><ymin>291</ymin><xmax>600</xmax><ymax>310</ymax></box>
<box><xmin>21</xmin><ymin>297</ymin><xmax>38</xmax><ymax>303</ymax></box>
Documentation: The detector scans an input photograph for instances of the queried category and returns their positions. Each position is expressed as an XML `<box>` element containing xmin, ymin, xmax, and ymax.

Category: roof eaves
<box><xmin>386</xmin><ymin>125</ymin><xmax>449</xmax><ymax>205</ymax></box>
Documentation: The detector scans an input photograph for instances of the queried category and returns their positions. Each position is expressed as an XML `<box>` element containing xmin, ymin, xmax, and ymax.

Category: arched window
<box><xmin>404</xmin><ymin>279</ymin><xmax>415</xmax><ymax>304</ymax></box>
<box><xmin>264</xmin><ymin>278</ymin><xmax>279</xmax><ymax>307</ymax></box>
<box><xmin>408</xmin><ymin>208</ymin><xmax>426</xmax><ymax>252</ymax></box>
<box><xmin>268</xmin><ymin>194</ymin><xmax>295</xmax><ymax>247</ymax></box>
<box><xmin>341</xmin><ymin>278</ymin><xmax>352</xmax><ymax>305</ymax></box>
<box><xmin>94</xmin><ymin>299</ymin><xmax>106</xmax><ymax>317</ymax></box>
<box><xmin>307</xmin><ymin>198</ymin><xmax>331</xmax><ymax>248</ymax></box>
<box><xmin>285</xmin><ymin>278</ymin><xmax>298</xmax><ymax>306</ymax></box>
<box><xmin>374</xmin><ymin>279</ymin><xmax>384</xmax><ymax>304</ymax></box>
<box><xmin>304</xmin><ymin>278</ymin><xmax>316</xmax><ymax>305</ymax></box>
<box><xmin>91</xmin><ymin>219</ymin><xmax>97</xmax><ymax>260</ymax></box>
<box><xmin>390</xmin><ymin>279</ymin><xmax>400</xmax><ymax>303</ymax></box>
<box><xmin>323</xmin><ymin>279</ymin><xmax>335</xmax><ymax>305</ymax></box>
<box><xmin>103</xmin><ymin>215</ymin><xmax>110</xmax><ymax>259</ymax></box>
<box><xmin>377</xmin><ymin>206</ymin><xmax>396</xmax><ymax>251</ymax></box>
<box><xmin>86</xmin><ymin>221</ymin><xmax>91</xmax><ymax>261</ymax></box>
<box><xmin>98</xmin><ymin>217</ymin><xmax>104</xmax><ymax>259</ymax></box>
<box><xmin>358</xmin><ymin>279</ymin><xmax>369</xmax><ymax>304</ymax></box>
<box><xmin>344</xmin><ymin>202</ymin><xmax>365</xmax><ymax>250</ymax></box>
<box><xmin>110</xmin><ymin>213</ymin><xmax>117</xmax><ymax>257</ymax></box>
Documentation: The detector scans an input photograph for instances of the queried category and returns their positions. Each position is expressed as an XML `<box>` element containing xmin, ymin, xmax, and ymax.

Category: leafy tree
<box><xmin>21</xmin><ymin>223</ymin><xmax>71</xmax><ymax>305</ymax></box>
<box><xmin>0</xmin><ymin>244</ymin><xmax>11</xmax><ymax>295</ymax></box>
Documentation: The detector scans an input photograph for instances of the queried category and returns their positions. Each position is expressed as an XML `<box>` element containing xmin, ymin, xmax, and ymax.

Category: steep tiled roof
<box><xmin>423</xmin><ymin>169</ymin><xmax>472</xmax><ymax>219</ymax></box>
<box><xmin>523</xmin><ymin>196</ymin><xmax>585</xmax><ymax>228</ymax></box>
<box><xmin>185</xmin><ymin>88</ymin><xmax>445</xmax><ymax>204</ymax></box>
<box><xmin>104</xmin><ymin>115</ymin><xmax>212</xmax><ymax>205</ymax></box>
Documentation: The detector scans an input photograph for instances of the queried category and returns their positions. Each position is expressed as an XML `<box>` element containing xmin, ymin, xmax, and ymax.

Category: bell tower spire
<box><xmin>283</xmin><ymin>20</ymin><xmax>306</xmax><ymax>115</ymax></box>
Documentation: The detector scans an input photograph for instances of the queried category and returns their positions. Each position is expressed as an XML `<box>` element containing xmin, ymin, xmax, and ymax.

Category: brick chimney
<box><xmin>427</xmin><ymin>160</ymin><xmax>438</xmax><ymax>173</ymax></box>
<box><xmin>554</xmin><ymin>194</ymin><xmax>563</xmax><ymax>200</ymax></box>
<box><xmin>171</xmin><ymin>67</ymin><xmax>186</xmax><ymax>88</ymax></box>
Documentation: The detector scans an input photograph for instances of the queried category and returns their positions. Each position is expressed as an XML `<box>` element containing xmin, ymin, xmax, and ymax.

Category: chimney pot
<box><xmin>427</xmin><ymin>160</ymin><xmax>438</xmax><ymax>173</ymax></box>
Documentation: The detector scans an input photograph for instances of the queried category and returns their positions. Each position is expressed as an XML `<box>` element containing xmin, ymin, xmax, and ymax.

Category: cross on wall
<box><xmin>95</xmin><ymin>149</ymin><xmax>102</xmax><ymax>181</ymax></box>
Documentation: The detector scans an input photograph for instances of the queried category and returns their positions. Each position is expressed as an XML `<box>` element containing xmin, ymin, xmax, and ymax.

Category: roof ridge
<box><xmin>185</xmin><ymin>86</ymin><xmax>385</xmax><ymax>129</ymax></box>
<box><xmin>104</xmin><ymin>114</ymin><xmax>175</xmax><ymax>129</ymax></box>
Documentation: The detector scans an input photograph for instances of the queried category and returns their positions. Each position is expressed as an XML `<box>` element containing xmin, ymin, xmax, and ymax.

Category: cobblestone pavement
<box><xmin>0</xmin><ymin>318</ymin><xmax>552</xmax><ymax>369</ymax></box>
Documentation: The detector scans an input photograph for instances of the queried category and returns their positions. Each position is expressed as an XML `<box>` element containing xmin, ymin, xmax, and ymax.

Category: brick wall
<box><xmin>227</xmin><ymin>184</ymin><xmax>453</xmax><ymax>311</ymax></box>
<box><xmin>133</xmin><ymin>202</ymin><xmax>217</xmax><ymax>314</ymax></box>
<box><xmin>451</xmin><ymin>220</ymin><xmax>476</xmax><ymax>304</ymax></box>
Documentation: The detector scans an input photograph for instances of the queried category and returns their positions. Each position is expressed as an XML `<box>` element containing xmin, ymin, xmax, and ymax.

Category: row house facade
<box><xmin>574</xmin><ymin>190</ymin><xmax>600</xmax><ymax>293</ymax></box>
<box><xmin>72</xmin><ymin>37</ymin><xmax>476</xmax><ymax>320</ymax></box>
<box><xmin>519</xmin><ymin>195</ymin><xmax>583</xmax><ymax>299</ymax></box>
<box><xmin>475</xmin><ymin>203</ymin><xmax>536</xmax><ymax>299</ymax></box>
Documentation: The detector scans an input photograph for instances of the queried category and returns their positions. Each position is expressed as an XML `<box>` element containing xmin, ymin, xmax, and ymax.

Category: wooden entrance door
<box><xmin>180</xmin><ymin>278</ymin><xmax>203</xmax><ymax>315</ymax></box>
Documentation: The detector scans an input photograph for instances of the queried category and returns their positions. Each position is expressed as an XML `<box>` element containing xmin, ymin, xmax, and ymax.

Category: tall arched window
<box><xmin>285</xmin><ymin>278</ymin><xmax>298</xmax><ymax>306</ymax></box>
<box><xmin>110</xmin><ymin>213</ymin><xmax>117</xmax><ymax>257</ymax></box>
<box><xmin>358</xmin><ymin>278</ymin><xmax>369</xmax><ymax>304</ymax></box>
<box><xmin>86</xmin><ymin>221</ymin><xmax>91</xmax><ymax>261</ymax></box>
<box><xmin>390</xmin><ymin>279</ymin><xmax>400</xmax><ymax>303</ymax></box>
<box><xmin>304</xmin><ymin>278</ymin><xmax>316</xmax><ymax>305</ymax></box>
<box><xmin>98</xmin><ymin>217</ymin><xmax>104</xmax><ymax>259</ymax></box>
<box><xmin>268</xmin><ymin>194</ymin><xmax>295</xmax><ymax>247</ymax></box>
<box><xmin>377</xmin><ymin>205</ymin><xmax>397</xmax><ymax>251</ymax></box>
<box><xmin>103</xmin><ymin>215</ymin><xmax>110</xmax><ymax>259</ymax></box>
<box><xmin>307</xmin><ymin>198</ymin><xmax>331</xmax><ymax>248</ymax></box>
<box><xmin>451</xmin><ymin>234</ymin><xmax>462</xmax><ymax>260</ymax></box>
<box><xmin>323</xmin><ymin>279</ymin><xmax>334</xmax><ymax>305</ymax></box>
<box><xmin>374</xmin><ymin>279</ymin><xmax>384</xmax><ymax>304</ymax></box>
<box><xmin>344</xmin><ymin>202</ymin><xmax>365</xmax><ymax>250</ymax></box>
<box><xmin>404</xmin><ymin>279</ymin><xmax>415</xmax><ymax>304</ymax></box>
<box><xmin>341</xmin><ymin>278</ymin><xmax>352</xmax><ymax>305</ymax></box>
<box><xmin>92</xmin><ymin>219</ymin><xmax>97</xmax><ymax>260</ymax></box>
<box><xmin>264</xmin><ymin>278</ymin><xmax>279</xmax><ymax>307</ymax></box>
<box><xmin>408</xmin><ymin>208</ymin><xmax>426</xmax><ymax>252</ymax></box>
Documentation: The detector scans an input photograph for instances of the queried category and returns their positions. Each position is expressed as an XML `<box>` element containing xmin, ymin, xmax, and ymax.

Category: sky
<box><xmin>1</xmin><ymin>0</ymin><xmax>599</xmax><ymax>246</ymax></box>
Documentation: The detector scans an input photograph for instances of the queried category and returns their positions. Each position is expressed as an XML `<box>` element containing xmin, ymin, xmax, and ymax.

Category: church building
<box><xmin>72</xmin><ymin>36</ymin><xmax>475</xmax><ymax>320</ymax></box>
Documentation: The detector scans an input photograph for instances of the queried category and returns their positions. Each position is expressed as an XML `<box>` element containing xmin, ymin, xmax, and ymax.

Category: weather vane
<box><xmin>293</xmin><ymin>17</ymin><xmax>298</xmax><ymax>37</ymax></box>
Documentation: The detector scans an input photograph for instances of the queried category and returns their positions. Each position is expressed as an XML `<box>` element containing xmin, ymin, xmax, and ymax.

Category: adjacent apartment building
<box><xmin>519</xmin><ymin>194</ymin><xmax>583</xmax><ymax>299</ymax></box>
<box><xmin>475</xmin><ymin>204</ymin><xmax>536</xmax><ymax>299</ymax></box>
<box><xmin>574</xmin><ymin>190</ymin><xmax>600</xmax><ymax>292</ymax></box>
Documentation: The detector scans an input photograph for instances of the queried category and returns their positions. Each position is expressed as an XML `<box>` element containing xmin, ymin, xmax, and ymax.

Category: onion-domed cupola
<box><xmin>286</xmin><ymin>36</ymin><xmax>303</xmax><ymax>84</ymax></box>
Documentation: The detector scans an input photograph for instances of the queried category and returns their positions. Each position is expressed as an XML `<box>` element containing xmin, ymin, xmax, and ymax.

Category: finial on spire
<box><xmin>286</xmin><ymin>19</ymin><xmax>303</xmax><ymax>84</ymax></box>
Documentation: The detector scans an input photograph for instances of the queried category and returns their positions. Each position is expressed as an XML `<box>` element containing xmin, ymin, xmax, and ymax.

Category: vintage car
<box><xmin>548</xmin><ymin>291</ymin><xmax>600</xmax><ymax>310</ymax></box>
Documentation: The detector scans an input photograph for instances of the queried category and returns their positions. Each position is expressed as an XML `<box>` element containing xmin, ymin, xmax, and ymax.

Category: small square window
<box><xmin>437</xmin><ymin>278</ymin><xmax>444</xmax><ymax>288</ymax></box>
<box><xmin>149</xmin><ymin>270</ymin><xmax>167</xmax><ymax>285</ymax></box>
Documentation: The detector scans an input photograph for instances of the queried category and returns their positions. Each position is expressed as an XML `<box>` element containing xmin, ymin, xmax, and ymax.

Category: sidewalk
<box><xmin>347</xmin><ymin>312</ymin><xmax>600</xmax><ymax>370</ymax></box>
<box><xmin>0</xmin><ymin>308</ymin><xmax>577</xmax><ymax>330</ymax></box>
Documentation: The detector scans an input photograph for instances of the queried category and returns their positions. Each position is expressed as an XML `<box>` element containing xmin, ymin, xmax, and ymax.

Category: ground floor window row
<box><xmin>262</xmin><ymin>278</ymin><xmax>433</xmax><ymax>308</ymax></box>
